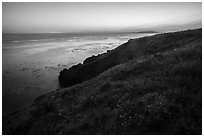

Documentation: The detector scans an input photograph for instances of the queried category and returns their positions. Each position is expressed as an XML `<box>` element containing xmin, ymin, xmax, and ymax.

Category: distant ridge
<box><xmin>133</xmin><ymin>31</ymin><xmax>158</xmax><ymax>33</ymax></box>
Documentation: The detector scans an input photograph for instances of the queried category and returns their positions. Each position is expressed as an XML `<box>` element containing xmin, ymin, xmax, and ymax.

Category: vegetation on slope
<box><xmin>59</xmin><ymin>29</ymin><xmax>202</xmax><ymax>87</ymax></box>
<box><xmin>3</xmin><ymin>28</ymin><xmax>202</xmax><ymax>135</ymax></box>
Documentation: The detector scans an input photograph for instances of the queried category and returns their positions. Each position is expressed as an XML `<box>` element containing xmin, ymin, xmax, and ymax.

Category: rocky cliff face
<box><xmin>3</xmin><ymin>29</ymin><xmax>202</xmax><ymax>135</ymax></box>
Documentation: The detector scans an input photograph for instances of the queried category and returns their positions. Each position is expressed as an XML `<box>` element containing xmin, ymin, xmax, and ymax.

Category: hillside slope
<box><xmin>59</xmin><ymin>29</ymin><xmax>202</xmax><ymax>87</ymax></box>
<box><xmin>3</xmin><ymin>29</ymin><xmax>202</xmax><ymax>135</ymax></box>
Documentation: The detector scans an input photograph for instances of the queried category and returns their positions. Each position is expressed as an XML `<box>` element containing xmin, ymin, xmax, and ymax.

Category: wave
<box><xmin>10</xmin><ymin>38</ymin><xmax>56</xmax><ymax>43</ymax></box>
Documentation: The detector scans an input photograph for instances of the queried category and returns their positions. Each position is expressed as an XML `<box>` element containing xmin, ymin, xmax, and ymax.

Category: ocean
<box><xmin>2</xmin><ymin>32</ymin><xmax>157</xmax><ymax>115</ymax></box>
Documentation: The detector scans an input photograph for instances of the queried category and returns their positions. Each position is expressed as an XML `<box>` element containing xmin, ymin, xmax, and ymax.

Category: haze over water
<box><xmin>3</xmin><ymin>2</ymin><xmax>201</xmax><ymax>33</ymax></box>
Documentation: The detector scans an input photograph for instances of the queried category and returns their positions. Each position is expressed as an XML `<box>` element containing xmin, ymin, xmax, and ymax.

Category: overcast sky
<box><xmin>2</xmin><ymin>2</ymin><xmax>202</xmax><ymax>33</ymax></box>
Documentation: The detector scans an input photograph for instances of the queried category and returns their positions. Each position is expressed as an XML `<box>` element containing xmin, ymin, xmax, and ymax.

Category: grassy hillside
<box><xmin>59</xmin><ymin>29</ymin><xmax>202</xmax><ymax>87</ymax></box>
<box><xmin>3</xmin><ymin>28</ymin><xmax>202</xmax><ymax>135</ymax></box>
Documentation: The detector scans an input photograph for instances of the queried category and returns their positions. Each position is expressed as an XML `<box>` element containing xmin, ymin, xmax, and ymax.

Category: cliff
<box><xmin>3</xmin><ymin>28</ymin><xmax>202</xmax><ymax>135</ymax></box>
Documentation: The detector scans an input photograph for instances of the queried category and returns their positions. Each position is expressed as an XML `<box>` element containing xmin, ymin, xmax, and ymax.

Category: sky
<box><xmin>2</xmin><ymin>2</ymin><xmax>202</xmax><ymax>33</ymax></box>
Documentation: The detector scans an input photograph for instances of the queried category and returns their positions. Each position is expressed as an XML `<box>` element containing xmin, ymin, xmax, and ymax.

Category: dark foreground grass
<box><xmin>3</xmin><ymin>29</ymin><xmax>202</xmax><ymax>134</ymax></box>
